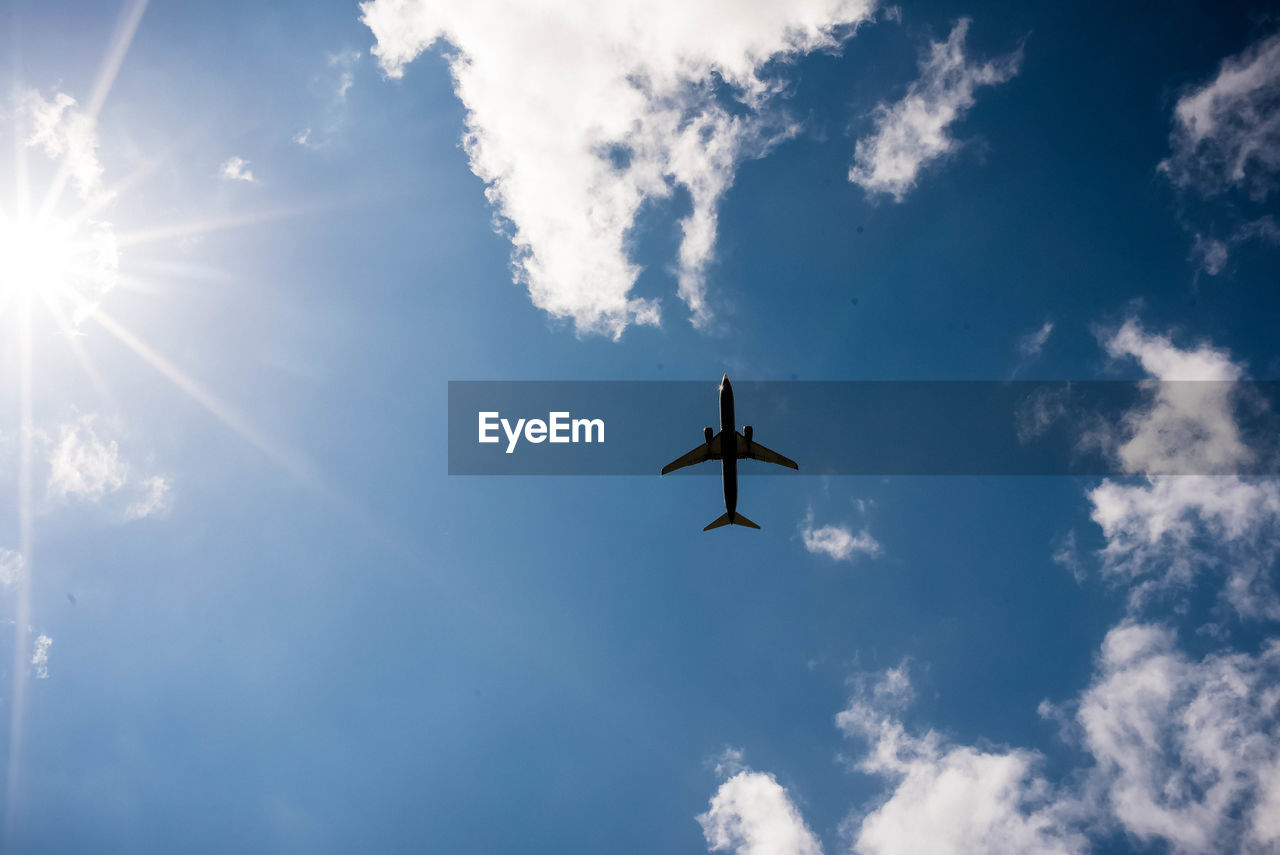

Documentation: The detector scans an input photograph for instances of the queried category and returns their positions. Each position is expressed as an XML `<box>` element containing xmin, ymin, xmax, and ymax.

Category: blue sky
<box><xmin>2</xmin><ymin>0</ymin><xmax>1280</xmax><ymax>853</ymax></box>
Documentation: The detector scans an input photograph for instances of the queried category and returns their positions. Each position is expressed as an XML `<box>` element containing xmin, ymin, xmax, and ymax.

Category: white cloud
<box><xmin>833</xmin><ymin>629</ymin><xmax>1280</xmax><ymax>855</ymax></box>
<box><xmin>1088</xmin><ymin>476</ymin><xmax>1280</xmax><ymax>617</ymax></box>
<box><xmin>1077</xmin><ymin>622</ymin><xmax>1280</xmax><ymax>853</ymax></box>
<box><xmin>220</xmin><ymin>156</ymin><xmax>256</xmax><ymax>183</ymax></box>
<box><xmin>1083</xmin><ymin>321</ymin><xmax>1280</xmax><ymax>617</ymax></box>
<box><xmin>838</xmin><ymin>643</ymin><xmax>1280</xmax><ymax>853</ymax></box>
<box><xmin>0</xmin><ymin>549</ymin><xmax>25</xmax><ymax>588</ymax></box>
<box><xmin>836</xmin><ymin>666</ymin><xmax>1085</xmax><ymax>855</ymax></box>
<box><xmin>1160</xmin><ymin>32</ymin><xmax>1280</xmax><ymax>198</ymax></box>
<box><xmin>1061</xmin><ymin>324</ymin><xmax>1280</xmax><ymax>849</ymax></box>
<box><xmin>1104</xmin><ymin>319</ymin><xmax>1242</xmax><ymax>384</ymax></box>
<box><xmin>851</xmin><ymin>747</ymin><xmax>1081</xmax><ymax>855</ymax></box>
<box><xmin>361</xmin><ymin>0</ymin><xmax>878</xmax><ymax>337</ymax></box>
<box><xmin>701</xmin><ymin>629</ymin><xmax>1280</xmax><ymax>855</ymax></box>
<box><xmin>1017</xmin><ymin>321</ymin><xmax>1053</xmax><ymax>360</ymax></box>
<box><xmin>31</xmin><ymin>633</ymin><xmax>52</xmax><ymax>679</ymax></box>
<box><xmin>802</xmin><ymin>514</ymin><xmax>881</xmax><ymax>562</ymax></box>
<box><xmin>849</xmin><ymin>19</ymin><xmax>1021</xmax><ymax>201</ymax></box>
<box><xmin>1102</xmin><ymin>319</ymin><xmax>1246</xmax><ymax>474</ymax></box>
<box><xmin>44</xmin><ymin>416</ymin><xmax>172</xmax><ymax>521</ymax></box>
<box><xmin>698</xmin><ymin>754</ymin><xmax>824</xmax><ymax>855</ymax></box>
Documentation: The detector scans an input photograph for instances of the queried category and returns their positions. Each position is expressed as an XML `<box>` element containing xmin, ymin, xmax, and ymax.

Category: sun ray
<box><xmin>89</xmin><ymin>308</ymin><xmax>338</xmax><ymax>502</ymax></box>
<box><xmin>114</xmin><ymin>204</ymin><xmax>324</xmax><ymax>249</ymax></box>
<box><xmin>56</xmin><ymin>154</ymin><xmax>164</xmax><ymax>232</ymax></box>
<box><xmin>123</xmin><ymin>257</ymin><xmax>241</xmax><ymax>288</ymax></box>
<box><xmin>4</xmin><ymin>295</ymin><xmax>34</xmax><ymax>848</ymax></box>
<box><xmin>106</xmin><ymin>269</ymin><xmax>168</xmax><ymax>298</ymax></box>
<box><xmin>12</xmin><ymin>91</ymin><xmax>31</xmax><ymax>225</ymax></box>
<box><xmin>4</xmin><ymin>43</ymin><xmax>36</xmax><ymax>841</ymax></box>
<box><xmin>84</xmin><ymin>0</ymin><xmax>149</xmax><ymax>120</ymax></box>
<box><xmin>84</xmin><ymin>306</ymin><xmax>412</xmax><ymax>560</ymax></box>
<box><xmin>42</xmin><ymin>290</ymin><xmax>114</xmax><ymax>407</ymax></box>
<box><xmin>35</xmin><ymin>0</ymin><xmax>149</xmax><ymax>224</ymax></box>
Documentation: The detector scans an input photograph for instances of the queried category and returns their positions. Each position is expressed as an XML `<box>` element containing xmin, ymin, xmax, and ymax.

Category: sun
<box><xmin>0</xmin><ymin>215</ymin><xmax>75</xmax><ymax>300</ymax></box>
<box><xmin>0</xmin><ymin>209</ymin><xmax>119</xmax><ymax>330</ymax></box>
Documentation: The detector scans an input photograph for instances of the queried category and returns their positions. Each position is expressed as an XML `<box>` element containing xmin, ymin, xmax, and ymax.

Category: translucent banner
<box><xmin>447</xmin><ymin>381</ymin><xmax>1280</xmax><ymax>475</ymax></box>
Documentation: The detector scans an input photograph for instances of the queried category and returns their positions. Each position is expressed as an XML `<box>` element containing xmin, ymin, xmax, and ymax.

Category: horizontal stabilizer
<box><xmin>703</xmin><ymin>511</ymin><xmax>761</xmax><ymax>531</ymax></box>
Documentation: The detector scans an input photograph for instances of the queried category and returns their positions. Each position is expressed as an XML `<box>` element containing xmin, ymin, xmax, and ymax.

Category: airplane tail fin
<box><xmin>703</xmin><ymin>512</ymin><xmax>761</xmax><ymax>531</ymax></box>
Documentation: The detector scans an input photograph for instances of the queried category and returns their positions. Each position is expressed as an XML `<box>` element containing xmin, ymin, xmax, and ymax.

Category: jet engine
<box><xmin>704</xmin><ymin>427</ymin><xmax>714</xmax><ymax>445</ymax></box>
<box><xmin>743</xmin><ymin>425</ymin><xmax>753</xmax><ymax>444</ymax></box>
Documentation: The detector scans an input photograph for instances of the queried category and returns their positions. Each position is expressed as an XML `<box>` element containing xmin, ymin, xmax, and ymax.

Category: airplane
<box><xmin>661</xmin><ymin>374</ymin><xmax>798</xmax><ymax>530</ymax></box>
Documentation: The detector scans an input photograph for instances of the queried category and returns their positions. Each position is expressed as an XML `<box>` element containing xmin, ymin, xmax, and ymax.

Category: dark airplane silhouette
<box><xmin>661</xmin><ymin>374</ymin><xmax>798</xmax><ymax>530</ymax></box>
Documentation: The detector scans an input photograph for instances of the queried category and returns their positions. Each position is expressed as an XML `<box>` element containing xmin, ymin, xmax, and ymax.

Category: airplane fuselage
<box><xmin>719</xmin><ymin>376</ymin><xmax>738</xmax><ymax>519</ymax></box>
<box><xmin>660</xmin><ymin>373</ymin><xmax>795</xmax><ymax>530</ymax></box>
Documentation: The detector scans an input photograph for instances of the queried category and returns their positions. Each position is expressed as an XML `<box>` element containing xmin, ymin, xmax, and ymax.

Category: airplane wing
<box><xmin>737</xmin><ymin>433</ymin><xmax>798</xmax><ymax>470</ymax></box>
<box><xmin>661</xmin><ymin>433</ymin><xmax>722</xmax><ymax>474</ymax></box>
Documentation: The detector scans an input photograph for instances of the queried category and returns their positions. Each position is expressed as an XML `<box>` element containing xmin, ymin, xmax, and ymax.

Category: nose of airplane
<box><xmin>722</xmin><ymin>373</ymin><xmax>730</xmax><ymax>384</ymax></box>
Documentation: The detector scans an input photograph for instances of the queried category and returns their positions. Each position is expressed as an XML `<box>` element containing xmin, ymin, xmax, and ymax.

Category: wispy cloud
<box><xmin>1050</xmin><ymin>530</ymin><xmax>1084</xmax><ymax>583</ymax></box>
<box><xmin>1192</xmin><ymin>233</ymin><xmax>1231</xmax><ymax>275</ymax></box>
<box><xmin>849</xmin><ymin>18</ymin><xmax>1021</xmax><ymax>201</ymax></box>
<box><xmin>801</xmin><ymin>512</ymin><xmax>881</xmax><ymax>562</ymax></box>
<box><xmin>44</xmin><ymin>416</ymin><xmax>172</xmax><ymax>521</ymax></box>
<box><xmin>47</xmin><ymin>419</ymin><xmax>128</xmax><ymax>502</ymax></box>
<box><xmin>125</xmin><ymin>474</ymin><xmax>172</xmax><ymax>521</ymax></box>
<box><xmin>1161</xmin><ymin>32</ymin><xmax>1280</xmax><ymax>273</ymax></box>
<box><xmin>331</xmin><ymin>49</ymin><xmax>360</xmax><ymax>100</ymax></box>
<box><xmin>31</xmin><ymin>633</ymin><xmax>52</xmax><ymax>680</ymax></box>
<box><xmin>295</xmin><ymin>49</ymin><xmax>363</xmax><ymax>150</ymax></box>
<box><xmin>0</xmin><ymin>550</ymin><xmax>24</xmax><ymax>589</ymax></box>
<box><xmin>23</xmin><ymin>90</ymin><xmax>108</xmax><ymax>200</ymax></box>
<box><xmin>1191</xmin><ymin>216</ymin><xmax>1280</xmax><ymax>275</ymax></box>
<box><xmin>361</xmin><ymin>0</ymin><xmax>878</xmax><ymax>337</ymax></box>
<box><xmin>1160</xmin><ymin>31</ymin><xmax>1280</xmax><ymax>198</ymax></box>
<box><xmin>1017</xmin><ymin>321</ymin><xmax>1054</xmax><ymax>361</ymax></box>
<box><xmin>220</xmin><ymin>155</ymin><xmax>256</xmax><ymax>183</ymax></box>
